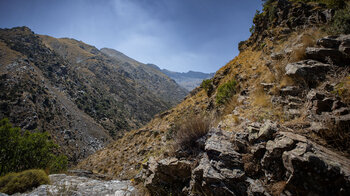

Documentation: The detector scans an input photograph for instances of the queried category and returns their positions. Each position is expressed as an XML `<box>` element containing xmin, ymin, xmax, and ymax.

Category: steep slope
<box><xmin>77</xmin><ymin>0</ymin><xmax>350</xmax><ymax>195</ymax></box>
<box><xmin>99</xmin><ymin>48</ymin><xmax>188</xmax><ymax>104</ymax></box>
<box><xmin>0</xmin><ymin>27</ymin><xmax>112</xmax><ymax>163</ymax></box>
<box><xmin>0</xmin><ymin>27</ymin><xmax>187</xmax><ymax>163</ymax></box>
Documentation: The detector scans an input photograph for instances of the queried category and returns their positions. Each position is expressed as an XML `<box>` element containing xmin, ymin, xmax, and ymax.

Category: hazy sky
<box><xmin>0</xmin><ymin>0</ymin><xmax>262</xmax><ymax>73</ymax></box>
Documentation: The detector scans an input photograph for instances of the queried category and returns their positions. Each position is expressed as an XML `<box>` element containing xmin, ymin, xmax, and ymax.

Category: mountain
<box><xmin>146</xmin><ymin>63</ymin><xmax>214</xmax><ymax>91</ymax></box>
<box><xmin>77</xmin><ymin>0</ymin><xmax>350</xmax><ymax>195</ymax></box>
<box><xmin>0</xmin><ymin>27</ymin><xmax>187</xmax><ymax>163</ymax></box>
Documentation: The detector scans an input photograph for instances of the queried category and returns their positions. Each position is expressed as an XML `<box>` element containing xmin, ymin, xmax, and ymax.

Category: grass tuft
<box><xmin>0</xmin><ymin>169</ymin><xmax>49</xmax><ymax>195</ymax></box>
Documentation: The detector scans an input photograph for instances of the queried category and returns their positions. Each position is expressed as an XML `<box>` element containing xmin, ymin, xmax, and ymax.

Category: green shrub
<box><xmin>216</xmin><ymin>80</ymin><xmax>238</xmax><ymax>105</ymax></box>
<box><xmin>329</xmin><ymin>5</ymin><xmax>350</xmax><ymax>34</ymax></box>
<box><xmin>0</xmin><ymin>118</ymin><xmax>67</xmax><ymax>176</ymax></box>
<box><xmin>201</xmin><ymin>79</ymin><xmax>214</xmax><ymax>96</ymax></box>
<box><xmin>0</xmin><ymin>169</ymin><xmax>49</xmax><ymax>195</ymax></box>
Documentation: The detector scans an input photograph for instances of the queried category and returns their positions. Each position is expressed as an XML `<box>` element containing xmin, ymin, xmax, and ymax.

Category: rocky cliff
<box><xmin>77</xmin><ymin>0</ymin><xmax>350</xmax><ymax>195</ymax></box>
<box><xmin>0</xmin><ymin>27</ymin><xmax>187</xmax><ymax>163</ymax></box>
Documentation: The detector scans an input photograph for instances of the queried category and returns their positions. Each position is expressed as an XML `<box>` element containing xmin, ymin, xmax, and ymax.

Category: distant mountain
<box><xmin>0</xmin><ymin>27</ymin><xmax>188</xmax><ymax>163</ymax></box>
<box><xmin>147</xmin><ymin>64</ymin><xmax>214</xmax><ymax>91</ymax></box>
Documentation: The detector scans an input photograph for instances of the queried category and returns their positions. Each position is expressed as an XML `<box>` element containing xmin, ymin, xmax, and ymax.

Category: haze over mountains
<box><xmin>148</xmin><ymin>64</ymin><xmax>214</xmax><ymax>91</ymax></box>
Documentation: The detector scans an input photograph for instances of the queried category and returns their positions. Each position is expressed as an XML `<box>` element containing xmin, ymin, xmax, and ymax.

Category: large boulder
<box><xmin>306</xmin><ymin>47</ymin><xmax>345</xmax><ymax>64</ymax></box>
<box><xmin>285</xmin><ymin>60</ymin><xmax>331</xmax><ymax>85</ymax></box>
<box><xmin>282</xmin><ymin>137</ymin><xmax>350</xmax><ymax>195</ymax></box>
<box><xmin>141</xmin><ymin>157</ymin><xmax>192</xmax><ymax>195</ymax></box>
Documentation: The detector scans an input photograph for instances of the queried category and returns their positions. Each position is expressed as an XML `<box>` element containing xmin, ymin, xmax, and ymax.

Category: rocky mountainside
<box><xmin>0</xmin><ymin>27</ymin><xmax>187</xmax><ymax>163</ymax></box>
<box><xmin>77</xmin><ymin>0</ymin><xmax>350</xmax><ymax>195</ymax></box>
<box><xmin>158</xmin><ymin>68</ymin><xmax>214</xmax><ymax>91</ymax></box>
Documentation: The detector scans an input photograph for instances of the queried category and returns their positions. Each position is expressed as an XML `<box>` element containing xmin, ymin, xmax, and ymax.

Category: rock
<box><xmin>285</xmin><ymin>60</ymin><xmax>331</xmax><ymax>83</ymax></box>
<box><xmin>261</xmin><ymin>134</ymin><xmax>295</xmax><ymax>180</ymax></box>
<box><xmin>142</xmin><ymin>157</ymin><xmax>192</xmax><ymax>195</ymax></box>
<box><xmin>306</xmin><ymin>47</ymin><xmax>346</xmax><ymax>65</ymax></box>
<box><xmin>246</xmin><ymin>178</ymin><xmax>271</xmax><ymax>196</ymax></box>
<box><xmin>248</xmin><ymin>121</ymin><xmax>278</xmax><ymax>143</ymax></box>
<box><xmin>15</xmin><ymin>174</ymin><xmax>136</xmax><ymax>196</ymax></box>
<box><xmin>339</xmin><ymin>39</ymin><xmax>350</xmax><ymax>56</ymax></box>
<box><xmin>317</xmin><ymin>36</ymin><xmax>341</xmax><ymax>48</ymax></box>
<box><xmin>334</xmin><ymin>114</ymin><xmax>350</xmax><ymax>129</ymax></box>
<box><xmin>312</xmin><ymin>98</ymin><xmax>334</xmax><ymax>114</ymax></box>
<box><xmin>279</xmin><ymin>86</ymin><xmax>302</xmax><ymax>97</ymax></box>
<box><xmin>205</xmin><ymin>128</ymin><xmax>242</xmax><ymax>168</ymax></box>
<box><xmin>282</xmin><ymin>141</ymin><xmax>350</xmax><ymax>195</ymax></box>
<box><xmin>258</xmin><ymin>121</ymin><xmax>278</xmax><ymax>141</ymax></box>
<box><xmin>271</xmin><ymin>52</ymin><xmax>284</xmax><ymax>60</ymax></box>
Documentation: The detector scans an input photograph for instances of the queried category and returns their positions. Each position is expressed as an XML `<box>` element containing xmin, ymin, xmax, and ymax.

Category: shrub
<box><xmin>329</xmin><ymin>5</ymin><xmax>350</xmax><ymax>35</ymax></box>
<box><xmin>201</xmin><ymin>79</ymin><xmax>213</xmax><ymax>96</ymax></box>
<box><xmin>174</xmin><ymin>116</ymin><xmax>210</xmax><ymax>151</ymax></box>
<box><xmin>216</xmin><ymin>80</ymin><xmax>238</xmax><ymax>105</ymax></box>
<box><xmin>0</xmin><ymin>118</ymin><xmax>67</xmax><ymax>176</ymax></box>
<box><xmin>0</xmin><ymin>169</ymin><xmax>49</xmax><ymax>195</ymax></box>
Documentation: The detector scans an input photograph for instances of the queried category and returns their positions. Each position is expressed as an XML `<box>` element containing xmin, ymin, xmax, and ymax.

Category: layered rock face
<box><xmin>140</xmin><ymin>126</ymin><xmax>350</xmax><ymax>196</ymax></box>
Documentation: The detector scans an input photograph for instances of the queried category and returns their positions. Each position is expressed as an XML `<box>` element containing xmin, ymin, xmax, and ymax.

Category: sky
<box><xmin>0</xmin><ymin>0</ymin><xmax>262</xmax><ymax>73</ymax></box>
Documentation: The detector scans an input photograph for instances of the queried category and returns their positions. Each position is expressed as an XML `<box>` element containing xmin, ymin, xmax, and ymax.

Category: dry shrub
<box><xmin>174</xmin><ymin>115</ymin><xmax>211</xmax><ymax>151</ymax></box>
<box><xmin>252</xmin><ymin>87</ymin><xmax>271</xmax><ymax>108</ymax></box>
<box><xmin>289</xmin><ymin>30</ymin><xmax>324</xmax><ymax>62</ymax></box>
<box><xmin>222</xmin><ymin>95</ymin><xmax>239</xmax><ymax>116</ymax></box>
<box><xmin>268</xmin><ymin>181</ymin><xmax>287</xmax><ymax>196</ymax></box>
<box><xmin>322</xmin><ymin>121</ymin><xmax>350</xmax><ymax>153</ymax></box>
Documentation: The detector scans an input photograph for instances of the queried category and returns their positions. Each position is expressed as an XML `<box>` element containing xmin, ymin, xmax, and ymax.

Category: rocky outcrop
<box><xmin>11</xmin><ymin>174</ymin><xmax>137</xmax><ymax>196</ymax></box>
<box><xmin>140</xmin><ymin>122</ymin><xmax>350</xmax><ymax>195</ymax></box>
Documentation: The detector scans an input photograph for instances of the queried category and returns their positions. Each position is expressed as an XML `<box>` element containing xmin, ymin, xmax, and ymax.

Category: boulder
<box><xmin>142</xmin><ymin>157</ymin><xmax>192</xmax><ymax>195</ymax></box>
<box><xmin>317</xmin><ymin>36</ymin><xmax>341</xmax><ymax>48</ymax></box>
<box><xmin>282</xmin><ymin>141</ymin><xmax>350</xmax><ymax>195</ymax></box>
<box><xmin>285</xmin><ymin>60</ymin><xmax>331</xmax><ymax>83</ymax></box>
<box><xmin>306</xmin><ymin>47</ymin><xmax>346</xmax><ymax>65</ymax></box>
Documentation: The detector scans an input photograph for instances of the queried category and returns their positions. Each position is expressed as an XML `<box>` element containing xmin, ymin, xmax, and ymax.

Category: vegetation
<box><xmin>0</xmin><ymin>118</ymin><xmax>67</xmax><ymax>176</ymax></box>
<box><xmin>0</xmin><ymin>169</ymin><xmax>49</xmax><ymax>195</ymax></box>
<box><xmin>201</xmin><ymin>79</ymin><xmax>214</xmax><ymax>96</ymax></box>
<box><xmin>174</xmin><ymin>116</ymin><xmax>210</xmax><ymax>151</ymax></box>
<box><xmin>328</xmin><ymin>3</ymin><xmax>350</xmax><ymax>34</ymax></box>
<box><xmin>332</xmin><ymin>76</ymin><xmax>350</xmax><ymax>103</ymax></box>
<box><xmin>216</xmin><ymin>80</ymin><xmax>238</xmax><ymax>105</ymax></box>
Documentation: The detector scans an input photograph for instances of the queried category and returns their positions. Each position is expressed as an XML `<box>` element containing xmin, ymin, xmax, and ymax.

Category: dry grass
<box><xmin>289</xmin><ymin>29</ymin><xmax>325</xmax><ymax>62</ymax></box>
<box><xmin>322</xmin><ymin>121</ymin><xmax>350</xmax><ymax>154</ymax></box>
<box><xmin>268</xmin><ymin>181</ymin><xmax>287</xmax><ymax>196</ymax></box>
<box><xmin>173</xmin><ymin>115</ymin><xmax>211</xmax><ymax>151</ymax></box>
<box><xmin>252</xmin><ymin>87</ymin><xmax>271</xmax><ymax>108</ymax></box>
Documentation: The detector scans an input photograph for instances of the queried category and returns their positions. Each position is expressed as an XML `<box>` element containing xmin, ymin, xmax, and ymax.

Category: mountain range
<box><xmin>0</xmin><ymin>27</ymin><xmax>188</xmax><ymax>163</ymax></box>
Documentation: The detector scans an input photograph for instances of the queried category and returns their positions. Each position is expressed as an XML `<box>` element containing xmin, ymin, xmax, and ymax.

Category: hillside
<box><xmin>77</xmin><ymin>0</ymin><xmax>350</xmax><ymax>195</ymax></box>
<box><xmin>0</xmin><ymin>27</ymin><xmax>187</xmax><ymax>163</ymax></box>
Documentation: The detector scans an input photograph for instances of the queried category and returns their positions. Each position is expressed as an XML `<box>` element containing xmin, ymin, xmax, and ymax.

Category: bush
<box><xmin>216</xmin><ymin>80</ymin><xmax>238</xmax><ymax>105</ymax></box>
<box><xmin>174</xmin><ymin>116</ymin><xmax>210</xmax><ymax>151</ymax></box>
<box><xmin>201</xmin><ymin>79</ymin><xmax>213</xmax><ymax>96</ymax></box>
<box><xmin>0</xmin><ymin>169</ymin><xmax>49</xmax><ymax>195</ymax></box>
<box><xmin>0</xmin><ymin>118</ymin><xmax>67</xmax><ymax>176</ymax></box>
<box><xmin>329</xmin><ymin>5</ymin><xmax>350</xmax><ymax>35</ymax></box>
